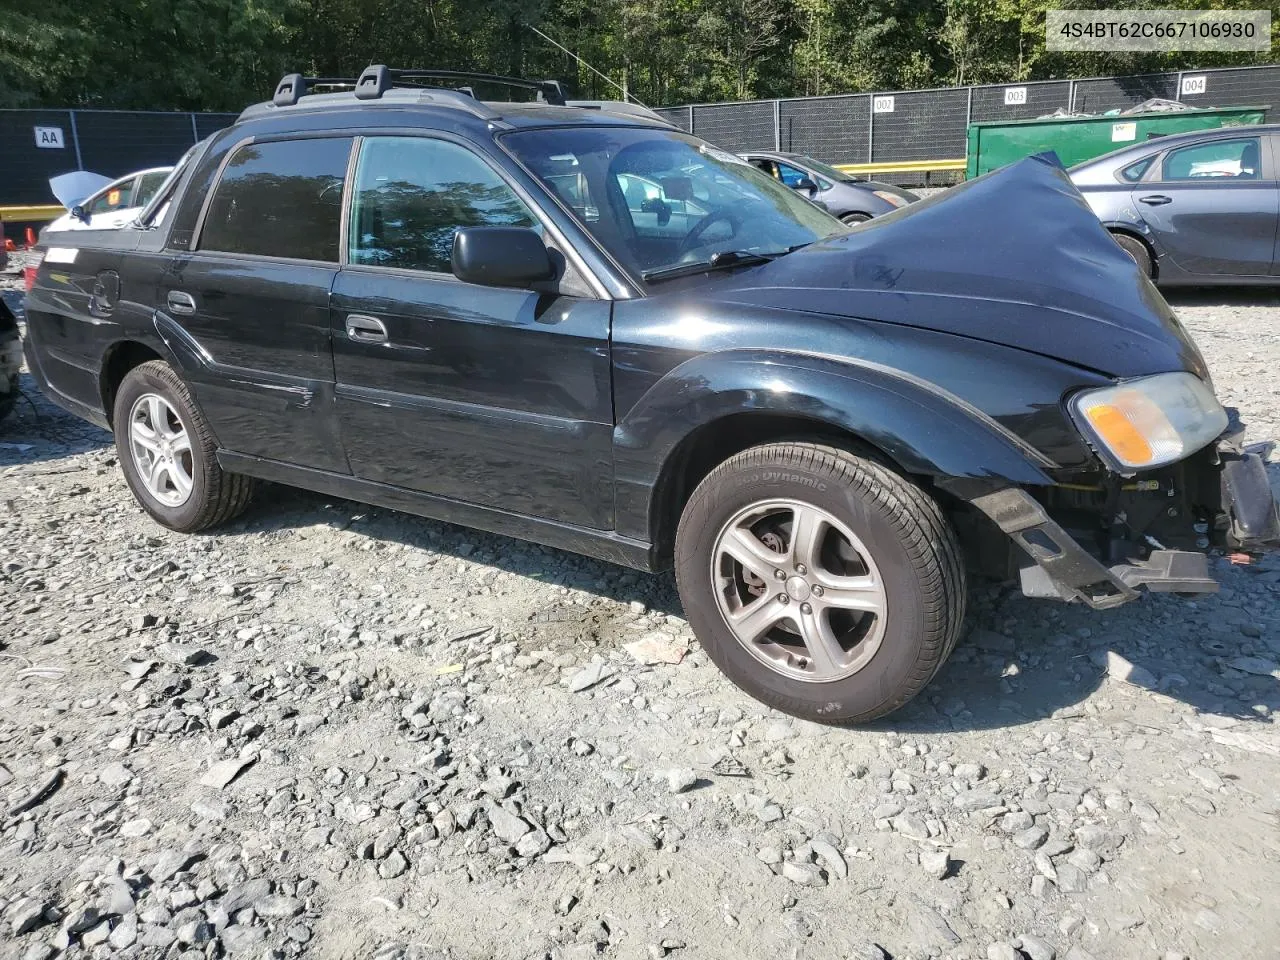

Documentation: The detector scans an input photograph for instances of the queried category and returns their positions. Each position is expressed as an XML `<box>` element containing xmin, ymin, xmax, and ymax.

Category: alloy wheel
<box><xmin>128</xmin><ymin>393</ymin><xmax>194</xmax><ymax>507</ymax></box>
<box><xmin>710</xmin><ymin>498</ymin><xmax>887</xmax><ymax>682</ymax></box>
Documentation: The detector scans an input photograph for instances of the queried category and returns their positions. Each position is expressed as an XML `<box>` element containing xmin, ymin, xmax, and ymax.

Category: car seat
<box><xmin>1239</xmin><ymin>140</ymin><xmax>1260</xmax><ymax>178</ymax></box>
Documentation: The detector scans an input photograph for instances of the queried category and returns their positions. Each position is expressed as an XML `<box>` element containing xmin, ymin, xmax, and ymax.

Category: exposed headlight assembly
<box><xmin>872</xmin><ymin>189</ymin><xmax>907</xmax><ymax>207</ymax></box>
<box><xmin>1069</xmin><ymin>371</ymin><xmax>1228</xmax><ymax>473</ymax></box>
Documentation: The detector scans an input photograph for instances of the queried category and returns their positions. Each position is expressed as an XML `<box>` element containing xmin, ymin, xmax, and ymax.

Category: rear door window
<box><xmin>347</xmin><ymin>136</ymin><xmax>537</xmax><ymax>273</ymax></box>
<box><xmin>199</xmin><ymin>137</ymin><xmax>352</xmax><ymax>261</ymax></box>
<box><xmin>1161</xmin><ymin>138</ymin><xmax>1262</xmax><ymax>181</ymax></box>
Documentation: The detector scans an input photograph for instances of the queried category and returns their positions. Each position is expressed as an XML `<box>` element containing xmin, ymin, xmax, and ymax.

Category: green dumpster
<box><xmin>966</xmin><ymin>105</ymin><xmax>1268</xmax><ymax>178</ymax></box>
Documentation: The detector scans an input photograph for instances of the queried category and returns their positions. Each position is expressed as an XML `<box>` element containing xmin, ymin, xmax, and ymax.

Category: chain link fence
<box><xmin>657</xmin><ymin>63</ymin><xmax>1280</xmax><ymax>184</ymax></box>
<box><xmin>1</xmin><ymin>109</ymin><xmax>238</xmax><ymax>206</ymax></box>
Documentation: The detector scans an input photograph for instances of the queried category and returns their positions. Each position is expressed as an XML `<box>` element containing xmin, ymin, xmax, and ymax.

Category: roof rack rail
<box><xmin>273</xmin><ymin>73</ymin><xmax>359</xmax><ymax>107</ymax></box>
<box><xmin>352</xmin><ymin>65</ymin><xmax>567</xmax><ymax>106</ymax></box>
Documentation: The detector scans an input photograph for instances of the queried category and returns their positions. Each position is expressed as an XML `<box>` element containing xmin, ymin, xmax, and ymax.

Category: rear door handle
<box><xmin>1138</xmin><ymin>195</ymin><xmax>1172</xmax><ymax>206</ymax></box>
<box><xmin>345</xmin><ymin>314</ymin><xmax>388</xmax><ymax>344</ymax></box>
<box><xmin>166</xmin><ymin>290</ymin><xmax>196</xmax><ymax>316</ymax></box>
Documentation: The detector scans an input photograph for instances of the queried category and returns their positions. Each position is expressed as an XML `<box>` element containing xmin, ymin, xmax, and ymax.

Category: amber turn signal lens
<box><xmin>1081</xmin><ymin>403</ymin><xmax>1154</xmax><ymax>466</ymax></box>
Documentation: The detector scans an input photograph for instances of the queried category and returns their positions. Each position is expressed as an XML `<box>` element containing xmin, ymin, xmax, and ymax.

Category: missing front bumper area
<box><xmin>966</xmin><ymin>487</ymin><xmax>1217</xmax><ymax>610</ymax></box>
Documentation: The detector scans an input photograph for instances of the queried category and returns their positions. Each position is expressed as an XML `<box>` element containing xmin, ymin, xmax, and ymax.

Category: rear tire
<box><xmin>841</xmin><ymin>212</ymin><xmax>873</xmax><ymax>224</ymax></box>
<box><xmin>1111</xmin><ymin>232</ymin><xmax>1153</xmax><ymax>278</ymax></box>
<box><xmin>112</xmin><ymin>360</ymin><xmax>255</xmax><ymax>532</ymax></box>
<box><xmin>674</xmin><ymin>442</ymin><xmax>966</xmax><ymax>723</ymax></box>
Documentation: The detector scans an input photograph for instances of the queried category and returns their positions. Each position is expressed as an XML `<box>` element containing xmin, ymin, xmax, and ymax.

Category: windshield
<box><xmin>795</xmin><ymin>155</ymin><xmax>857</xmax><ymax>183</ymax></box>
<box><xmin>503</xmin><ymin>128</ymin><xmax>845</xmax><ymax>281</ymax></box>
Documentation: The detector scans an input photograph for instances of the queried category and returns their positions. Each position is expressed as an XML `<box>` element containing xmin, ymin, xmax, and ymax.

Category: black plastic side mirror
<box><xmin>70</xmin><ymin>204</ymin><xmax>90</xmax><ymax>223</ymax></box>
<box><xmin>452</xmin><ymin>227</ymin><xmax>554</xmax><ymax>289</ymax></box>
<box><xmin>793</xmin><ymin>177</ymin><xmax>819</xmax><ymax>194</ymax></box>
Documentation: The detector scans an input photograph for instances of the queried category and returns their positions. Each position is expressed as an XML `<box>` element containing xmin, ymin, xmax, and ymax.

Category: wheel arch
<box><xmin>612</xmin><ymin>349</ymin><xmax>1057</xmax><ymax>564</ymax></box>
<box><xmin>645</xmin><ymin>410</ymin><xmax>898</xmax><ymax>564</ymax></box>
<box><xmin>100</xmin><ymin>339</ymin><xmax>165</xmax><ymax>420</ymax></box>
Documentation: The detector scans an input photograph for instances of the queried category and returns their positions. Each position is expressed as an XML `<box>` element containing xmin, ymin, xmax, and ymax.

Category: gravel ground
<box><xmin>1</xmin><ymin>263</ymin><xmax>1279</xmax><ymax>960</ymax></box>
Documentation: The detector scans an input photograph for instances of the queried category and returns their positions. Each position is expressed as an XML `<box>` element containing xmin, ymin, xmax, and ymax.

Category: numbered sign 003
<box><xmin>1004</xmin><ymin>87</ymin><xmax>1027</xmax><ymax>106</ymax></box>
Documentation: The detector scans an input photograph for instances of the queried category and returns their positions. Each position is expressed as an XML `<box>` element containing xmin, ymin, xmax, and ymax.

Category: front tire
<box><xmin>674</xmin><ymin>442</ymin><xmax>965</xmax><ymax>723</ymax></box>
<box><xmin>841</xmin><ymin>212</ymin><xmax>873</xmax><ymax>224</ymax></box>
<box><xmin>112</xmin><ymin>360</ymin><xmax>255</xmax><ymax>532</ymax></box>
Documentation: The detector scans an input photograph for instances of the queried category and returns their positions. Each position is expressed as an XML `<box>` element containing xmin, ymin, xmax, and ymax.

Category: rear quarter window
<box><xmin>199</xmin><ymin>137</ymin><xmax>353</xmax><ymax>261</ymax></box>
<box><xmin>1119</xmin><ymin>156</ymin><xmax>1154</xmax><ymax>182</ymax></box>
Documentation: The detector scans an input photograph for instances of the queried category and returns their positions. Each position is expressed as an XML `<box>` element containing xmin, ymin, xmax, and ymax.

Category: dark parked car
<box><xmin>740</xmin><ymin>151</ymin><xmax>918</xmax><ymax>222</ymax></box>
<box><xmin>1</xmin><ymin>294</ymin><xmax>19</xmax><ymax>423</ymax></box>
<box><xmin>1070</xmin><ymin>124</ymin><xmax>1280</xmax><ymax>284</ymax></box>
<box><xmin>23</xmin><ymin>67</ymin><xmax>1280</xmax><ymax>723</ymax></box>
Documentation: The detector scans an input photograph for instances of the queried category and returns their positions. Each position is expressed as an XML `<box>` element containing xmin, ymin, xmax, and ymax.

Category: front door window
<box><xmin>348</xmin><ymin>136</ymin><xmax>538</xmax><ymax>274</ymax></box>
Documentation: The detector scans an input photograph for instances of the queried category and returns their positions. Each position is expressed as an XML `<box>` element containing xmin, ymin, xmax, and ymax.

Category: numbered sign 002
<box><xmin>872</xmin><ymin>95</ymin><xmax>895</xmax><ymax>114</ymax></box>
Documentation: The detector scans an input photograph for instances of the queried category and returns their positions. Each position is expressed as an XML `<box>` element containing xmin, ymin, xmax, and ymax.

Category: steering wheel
<box><xmin>678</xmin><ymin>210</ymin><xmax>743</xmax><ymax>256</ymax></box>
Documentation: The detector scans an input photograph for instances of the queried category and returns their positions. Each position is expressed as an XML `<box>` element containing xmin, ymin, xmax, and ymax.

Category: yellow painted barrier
<box><xmin>0</xmin><ymin>204</ymin><xmax>64</xmax><ymax>222</ymax></box>
<box><xmin>833</xmin><ymin>158</ymin><xmax>966</xmax><ymax>177</ymax></box>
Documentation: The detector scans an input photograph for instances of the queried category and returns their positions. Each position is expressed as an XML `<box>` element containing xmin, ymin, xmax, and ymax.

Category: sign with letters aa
<box><xmin>34</xmin><ymin>126</ymin><xmax>65</xmax><ymax>148</ymax></box>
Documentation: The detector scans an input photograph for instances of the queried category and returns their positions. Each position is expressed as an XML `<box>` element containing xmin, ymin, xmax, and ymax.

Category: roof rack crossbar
<box><xmin>273</xmin><ymin>74</ymin><xmax>359</xmax><ymax>107</ymax></box>
<box><xmin>354</xmin><ymin>65</ymin><xmax>567</xmax><ymax>105</ymax></box>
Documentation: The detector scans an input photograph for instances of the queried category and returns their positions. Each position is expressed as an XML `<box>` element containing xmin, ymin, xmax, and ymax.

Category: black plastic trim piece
<box><xmin>968</xmin><ymin>486</ymin><xmax>1140</xmax><ymax>609</ymax></box>
<box><xmin>216</xmin><ymin>451</ymin><xmax>656</xmax><ymax>571</ymax></box>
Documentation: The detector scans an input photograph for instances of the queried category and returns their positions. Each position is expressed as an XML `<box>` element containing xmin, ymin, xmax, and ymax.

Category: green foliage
<box><xmin>0</xmin><ymin>0</ymin><xmax>1272</xmax><ymax>109</ymax></box>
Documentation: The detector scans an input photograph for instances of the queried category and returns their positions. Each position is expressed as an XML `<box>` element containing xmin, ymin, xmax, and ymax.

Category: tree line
<box><xmin>0</xmin><ymin>0</ymin><xmax>1273</xmax><ymax>112</ymax></box>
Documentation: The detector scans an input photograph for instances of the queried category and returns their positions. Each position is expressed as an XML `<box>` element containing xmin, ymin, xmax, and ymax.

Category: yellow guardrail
<box><xmin>0</xmin><ymin>204</ymin><xmax>64</xmax><ymax>222</ymax></box>
<box><xmin>834</xmin><ymin>158</ymin><xmax>967</xmax><ymax>176</ymax></box>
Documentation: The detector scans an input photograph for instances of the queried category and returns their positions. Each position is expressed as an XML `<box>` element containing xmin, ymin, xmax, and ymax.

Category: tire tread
<box><xmin>116</xmin><ymin>361</ymin><xmax>256</xmax><ymax>532</ymax></box>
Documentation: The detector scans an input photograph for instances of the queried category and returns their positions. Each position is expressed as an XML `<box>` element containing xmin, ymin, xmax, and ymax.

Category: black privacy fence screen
<box><xmin>1</xmin><ymin>110</ymin><xmax>239</xmax><ymax>207</ymax></box>
<box><xmin>2</xmin><ymin>63</ymin><xmax>1277</xmax><ymax>203</ymax></box>
<box><xmin>655</xmin><ymin>63</ymin><xmax>1280</xmax><ymax>184</ymax></box>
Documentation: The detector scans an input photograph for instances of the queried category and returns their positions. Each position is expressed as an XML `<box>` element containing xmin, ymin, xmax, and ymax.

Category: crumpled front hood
<box><xmin>716</xmin><ymin>154</ymin><xmax>1208</xmax><ymax>380</ymax></box>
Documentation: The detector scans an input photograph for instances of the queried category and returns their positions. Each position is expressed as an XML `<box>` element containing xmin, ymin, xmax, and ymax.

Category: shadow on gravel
<box><xmin>0</xmin><ymin>371</ymin><xmax>113</xmax><ymax>468</ymax></box>
<box><xmin>234</xmin><ymin>481</ymin><xmax>1278</xmax><ymax>733</ymax></box>
<box><xmin>227</xmin><ymin>481</ymin><xmax>687</xmax><ymax>618</ymax></box>
<box><xmin>1163</xmin><ymin>287</ymin><xmax>1280</xmax><ymax>308</ymax></box>
<box><xmin>871</xmin><ymin>585</ymin><xmax>1279</xmax><ymax>733</ymax></box>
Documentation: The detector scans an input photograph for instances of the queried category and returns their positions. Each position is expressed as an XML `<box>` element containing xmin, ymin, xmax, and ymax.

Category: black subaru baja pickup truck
<box><xmin>24</xmin><ymin>67</ymin><xmax>1280</xmax><ymax>722</ymax></box>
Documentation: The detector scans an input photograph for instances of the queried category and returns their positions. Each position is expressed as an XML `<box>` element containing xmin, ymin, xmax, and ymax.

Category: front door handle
<box><xmin>345</xmin><ymin>314</ymin><xmax>388</xmax><ymax>344</ymax></box>
<box><xmin>166</xmin><ymin>290</ymin><xmax>196</xmax><ymax>316</ymax></box>
<box><xmin>1138</xmin><ymin>195</ymin><xmax>1173</xmax><ymax>206</ymax></box>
